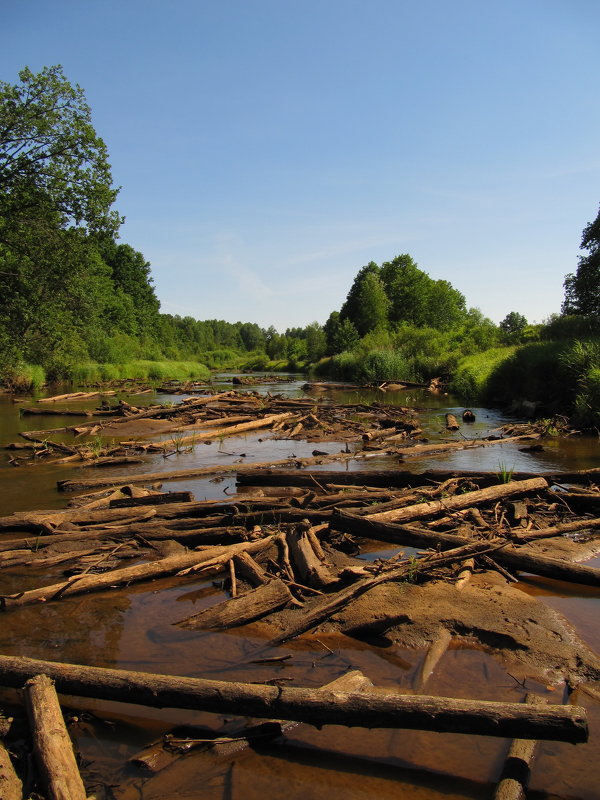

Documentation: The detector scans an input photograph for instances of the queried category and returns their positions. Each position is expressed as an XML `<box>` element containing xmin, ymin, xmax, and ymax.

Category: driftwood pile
<box><xmin>2</xmin><ymin>388</ymin><xmax>600</xmax><ymax>798</ymax></box>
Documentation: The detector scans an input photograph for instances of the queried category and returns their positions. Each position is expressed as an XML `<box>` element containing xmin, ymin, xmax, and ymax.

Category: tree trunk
<box><xmin>494</xmin><ymin>694</ymin><xmax>549</xmax><ymax>800</ymax></box>
<box><xmin>23</xmin><ymin>674</ymin><xmax>87</xmax><ymax>800</ymax></box>
<box><xmin>0</xmin><ymin>655</ymin><xmax>587</xmax><ymax>742</ymax></box>
<box><xmin>0</xmin><ymin>537</ymin><xmax>275</xmax><ymax>609</ymax></box>
<box><xmin>0</xmin><ymin>739</ymin><xmax>22</xmax><ymax>800</ymax></box>
<box><xmin>331</xmin><ymin>512</ymin><xmax>600</xmax><ymax>587</ymax></box>
<box><xmin>363</xmin><ymin>478</ymin><xmax>548</xmax><ymax>524</ymax></box>
<box><xmin>175</xmin><ymin>579</ymin><xmax>293</xmax><ymax>630</ymax></box>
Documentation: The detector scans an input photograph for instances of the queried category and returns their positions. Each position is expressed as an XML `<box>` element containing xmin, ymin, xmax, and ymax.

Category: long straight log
<box><xmin>57</xmin><ymin>451</ymin><xmax>360</xmax><ymax>492</ymax></box>
<box><xmin>235</xmin><ymin>467</ymin><xmax>600</xmax><ymax>489</ymax></box>
<box><xmin>143</xmin><ymin>412</ymin><xmax>299</xmax><ymax>449</ymax></box>
<box><xmin>0</xmin><ymin>537</ymin><xmax>275</xmax><ymax>609</ymax></box>
<box><xmin>494</xmin><ymin>694</ymin><xmax>548</xmax><ymax>800</ymax></box>
<box><xmin>332</xmin><ymin>513</ymin><xmax>600</xmax><ymax>587</ymax></box>
<box><xmin>364</xmin><ymin>478</ymin><xmax>549</xmax><ymax>524</ymax></box>
<box><xmin>0</xmin><ymin>656</ymin><xmax>587</xmax><ymax>742</ymax></box>
<box><xmin>23</xmin><ymin>674</ymin><xmax>87</xmax><ymax>800</ymax></box>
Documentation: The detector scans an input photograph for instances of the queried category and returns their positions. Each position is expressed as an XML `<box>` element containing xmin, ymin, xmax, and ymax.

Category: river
<box><xmin>1</xmin><ymin>378</ymin><xmax>599</xmax><ymax>799</ymax></box>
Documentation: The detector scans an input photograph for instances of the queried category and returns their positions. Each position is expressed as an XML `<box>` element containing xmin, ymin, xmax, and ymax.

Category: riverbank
<box><xmin>0</xmin><ymin>382</ymin><xmax>599</xmax><ymax>799</ymax></box>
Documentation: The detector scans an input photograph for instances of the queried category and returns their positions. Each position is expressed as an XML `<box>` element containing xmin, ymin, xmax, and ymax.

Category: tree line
<box><xmin>1</xmin><ymin>65</ymin><xmax>598</xmax><ymax>388</ymax></box>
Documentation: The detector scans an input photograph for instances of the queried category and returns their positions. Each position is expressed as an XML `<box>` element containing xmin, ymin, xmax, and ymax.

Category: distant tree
<box><xmin>500</xmin><ymin>311</ymin><xmax>528</xmax><ymax>338</ymax></box>
<box><xmin>562</xmin><ymin>204</ymin><xmax>600</xmax><ymax>317</ymax></box>
<box><xmin>238</xmin><ymin>322</ymin><xmax>265</xmax><ymax>351</ymax></box>
<box><xmin>353</xmin><ymin>271</ymin><xmax>390</xmax><ymax>336</ymax></box>
<box><xmin>339</xmin><ymin>262</ymin><xmax>380</xmax><ymax>327</ymax></box>
<box><xmin>324</xmin><ymin>311</ymin><xmax>359</xmax><ymax>354</ymax></box>
<box><xmin>304</xmin><ymin>321</ymin><xmax>327</xmax><ymax>361</ymax></box>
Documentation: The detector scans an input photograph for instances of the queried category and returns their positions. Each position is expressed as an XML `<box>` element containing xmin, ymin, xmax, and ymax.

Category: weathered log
<box><xmin>286</xmin><ymin>525</ymin><xmax>339</xmax><ymax>589</ymax></box>
<box><xmin>0</xmin><ymin>656</ymin><xmax>587</xmax><ymax>742</ymax></box>
<box><xmin>364</xmin><ymin>478</ymin><xmax>548</xmax><ymax>524</ymax></box>
<box><xmin>23</xmin><ymin>674</ymin><xmax>87</xmax><ymax>800</ymax></box>
<box><xmin>413</xmin><ymin>629</ymin><xmax>453</xmax><ymax>693</ymax></box>
<box><xmin>0</xmin><ymin>505</ymin><xmax>157</xmax><ymax>534</ymax></box>
<box><xmin>236</xmin><ymin>467</ymin><xmax>600</xmax><ymax>489</ymax></box>
<box><xmin>271</xmin><ymin>540</ymin><xmax>510</xmax><ymax>644</ymax></box>
<box><xmin>143</xmin><ymin>412</ymin><xmax>299</xmax><ymax>449</ymax></box>
<box><xmin>109</xmin><ymin>491</ymin><xmax>194</xmax><ymax>508</ymax></box>
<box><xmin>233</xmin><ymin>551</ymin><xmax>269</xmax><ymax>586</ymax></box>
<box><xmin>129</xmin><ymin>668</ymin><xmax>374</xmax><ymax>773</ymax></box>
<box><xmin>0</xmin><ymin>738</ymin><xmax>22</xmax><ymax>800</ymax></box>
<box><xmin>57</xmin><ymin>451</ymin><xmax>360</xmax><ymax>492</ymax></box>
<box><xmin>512</xmin><ymin>516</ymin><xmax>600</xmax><ymax>542</ymax></box>
<box><xmin>494</xmin><ymin>694</ymin><xmax>549</xmax><ymax>800</ymax></box>
<box><xmin>0</xmin><ymin>537</ymin><xmax>275</xmax><ymax>609</ymax></box>
<box><xmin>445</xmin><ymin>413</ymin><xmax>460</xmax><ymax>431</ymax></box>
<box><xmin>331</xmin><ymin>513</ymin><xmax>600</xmax><ymax>587</ymax></box>
<box><xmin>175</xmin><ymin>579</ymin><xmax>294</xmax><ymax>630</ymax></box>
<box><xmin>77</xmin><ymin>456</ymin><xmax>146</xmax><ymax>468</ymax></box>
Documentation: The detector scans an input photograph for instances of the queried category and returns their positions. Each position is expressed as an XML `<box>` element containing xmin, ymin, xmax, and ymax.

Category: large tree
<box><xmin>562</xmin><ymin>204</ymin><xmax>600</xmax><ymax>317</ymax></box>
<box><xmin>0</xmin><ymin>66</ymin><xmax>122</xmax><ymax>374</ymax></box>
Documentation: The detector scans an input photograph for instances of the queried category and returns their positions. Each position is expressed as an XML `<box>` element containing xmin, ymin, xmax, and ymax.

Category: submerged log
<box><xmin>175</xmin><ymin>579</ymin><xmax>294</xmax><ymax>631</ymax></box>
<box><xmin>445</xmin><ymin>413</ymin><xmax>460</xmax><ymax>431</ymax></box>
<box><xmin>23</xmin><ymin>674</ymin><xmax>87</xmax><ymax>800</ymax></box>
<box><xmin>494</xmin><ymin>694</ymin><xmax>549</xmax><ymax>800</ymax></box>
<box><xmin>0</xmin><ymin>656</ymin><xmax>587</xmax><ymax>742</ymax></box>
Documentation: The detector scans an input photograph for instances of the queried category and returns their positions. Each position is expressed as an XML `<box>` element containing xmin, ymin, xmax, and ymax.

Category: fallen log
<box><xmin>0</xmin><ymin>505</ymin><xmax>157</xmax><ymax>534</ymax></box>
<box><xmin>57</xmin><ymin>451</ymin><xmax>361</xmax><ymax>492</ymax></box>
<box><xmin>175</xmin><ymin>579</ymin><xmax>294</xmax><ymax>631</ymax></box>
<box><xmin>364</xmin><ymin>478</ymin><xmax>549</xmax><ymax>524</ymax></box>
<box><xmin>445</xmin><ymin>413</ymin><xmax>460</xmax><ymax>431</ymax></box>
<box><xmin>271</xmin><ymin>540</ymin><xmax>510</xmax><ymax>644</ymax></box>
<box><xmin>109</xmin><ymin>491</ymin><xmax>194</xmax><ymax>508</ymax></box>
<box><xmin>23</xmin><ymin>674</ymin><xmax>87</xmax><ymax>800</ymax></box>
<box><xmin>0</xmin><ymin>537</ymin><xmax>275</xmax><ymax>609</ymax></box>
<box><xmin>0</xmin><ymin>737</ymin><xmax>22</xmax><ymax>800</ymax></box>
<box><xmin>331</xmin><ymin>513</ymin><xmax>600</xmax><ymax>587</ymax></box>
<box><xmin>286</xmin><ymin>524</ymin><xmax>339</xmax><ymax>589</ymax></box>
<box><xmin>235</xmin><ymin>467</ymin><xmax>600</xmax><ymax>489</ymax></box>
<box><xmin>142</xmin><ymin>412</ymin><xmax>299</xmax><ymax>449</ymax></box>
<box><xmin>494</xmin><ymin>693</ymin><xmax>549</xmax><ymax>800</ymax></box>
<box><xmin>0</xmin><ymin>656</ymin><xmax>587</xmax><ymax>742</ymax></box>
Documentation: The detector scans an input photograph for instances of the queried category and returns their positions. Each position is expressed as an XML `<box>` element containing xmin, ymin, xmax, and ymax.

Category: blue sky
<box><xmin>3</xmin><ymin>0</ymin><xmax>599</xmax><ymax>330</ymax></box>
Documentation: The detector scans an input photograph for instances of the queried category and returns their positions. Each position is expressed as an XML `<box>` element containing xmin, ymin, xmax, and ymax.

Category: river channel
<box><xmin>1</xmin><ymin>376</ymin><xmax>599</xmax><ymax>799</ymax></box>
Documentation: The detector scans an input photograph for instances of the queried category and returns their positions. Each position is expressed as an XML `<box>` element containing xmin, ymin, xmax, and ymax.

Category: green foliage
<box><xmin>496</xmin><ymin>462</ymin><xmax>514</xmax><ymax>484</ymax></box>
<box><xmin>450</xmin><ymin>347</ymin><xmax>517</xmax><ymax>402</ymax></box>
<box><xmin>0</xmin><ymin>362</ymin><xmax>46</xmax><ymax>393</ymax></box>
<box><xmin>70</xmin><ymin>360</ymin><xmax>210</xmax><ymax>384</ymax></box>
<box><xmin>500</xmin><ymin>311</ymin><xmax>528</xmax><ymax>342</ymax></box>
<box><xmin>563</xmin><ymin>203</ymin><xmax>600</xmax><ymax>317</ymax></box>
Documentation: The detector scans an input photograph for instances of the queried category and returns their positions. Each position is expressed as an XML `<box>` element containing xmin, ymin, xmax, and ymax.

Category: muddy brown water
<box><xmin>1</xmin><ymin>379</ymin><xmax>600</xmax><ymax>799</ymax></box>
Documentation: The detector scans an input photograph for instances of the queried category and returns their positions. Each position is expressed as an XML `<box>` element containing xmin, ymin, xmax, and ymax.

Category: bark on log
<box><xmin>23</xmin><ymin>674</ymin><xmax>87</xmax><ymax>800</ymax></box>
<box><xmin>0</xmin><ymin>656</ymin><xmax>587</xmax><ymax>742</ymax></box>
<box><xmin>331</xmin><ymin>513</ymin><xmax>600</xmax><ymax>587</ymax></box>
<box><xmin>233</xmin><ymin>551</ymin><xmax>269</xmax><ymax>586</ymax></box>
<box><xmin>271</xmin><ymin>540</ymin><xmax>511</xmax><ymax>644</ymax></box>
<box><xmin>175</xmin><ymin>579</ymin><xmax>294</xmax><ymax>630</ymax></box>
<box><xmin>285</xmin><ymin>525</ymin><xmax>339</xmax><ymax>589</ymax></box>
<box><xmin>0</xmin><ymin>738</ymin><xmax>22</xmax><ymax>800</ymax></box>
<box><xmin>0</xmin><ymin>538</ymin><xmax>275</xmax><ymax>609</ymax></box>
<box><xmin>143</xmin><ymin>412</ymin><xmax>299</xmax><ymax>449</ymax></box>
<box><xmin>364</xmin><ymin>478</ymin><xmax>548</xmax><ymax>524</ymax></box>
<box><xmin>108</xmin><ymin>491</ymin><xmax>193</xmax><ymax>508</ymax></box>
<box><xmin>0</xmin><ymin>505</ymin><xmax>157</xmax><ymax>534</ymax></box>
<box><xmin>494</xmin><ymin>694</ymin><xmax>549</xmax><ymax>800</ymax></box>
<box><xmin>57</xmin><ymin>451</ymin><xmax>360</xmax><ymax>492</ymax></box>
<box><xmin>445</xmin><ymin>413</ymin><xmax>460</xmax><ymax>431</ymax></box>
<box><xmin>235</xmin><ymin>467</ymin><xmax>600</xmax><ymax>489</ymax></box>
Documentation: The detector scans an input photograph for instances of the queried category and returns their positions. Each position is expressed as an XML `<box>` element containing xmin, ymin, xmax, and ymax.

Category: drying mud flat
<box><xmin>1</xmin><ymin>387</ymin><xmax>600</xmax><ymax>799</ymax></box>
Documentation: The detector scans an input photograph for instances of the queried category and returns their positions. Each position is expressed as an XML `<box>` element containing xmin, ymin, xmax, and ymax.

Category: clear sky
<box><xmin>2</xmin><ymin>0</ymin><xmax>599</xmax><ymax>331</ymax></box>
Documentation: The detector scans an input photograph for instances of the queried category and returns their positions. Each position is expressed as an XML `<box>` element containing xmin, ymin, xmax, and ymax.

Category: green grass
<box><xmin>70</xmin><ymin>360</ymin><xmax>211</xmax><ymax>384</ymax></box>
<box><xmin>450</xmin><ymin>347</ymin><xmax>517</xmax><ymax>402</ymax></box>
<box><xmin>0</xmin><ymin>363</ymin><xmax>47</xmax><ymax>393</ymax></box>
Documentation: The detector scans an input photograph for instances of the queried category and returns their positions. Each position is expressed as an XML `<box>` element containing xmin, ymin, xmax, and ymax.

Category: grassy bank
<box><xmin>1</xmin><ymin>360</ymin><xmax>212</xmax><ymax>392</ymax></box>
